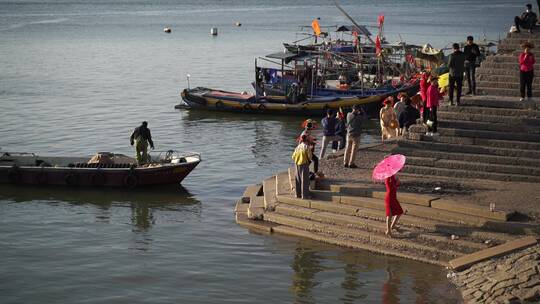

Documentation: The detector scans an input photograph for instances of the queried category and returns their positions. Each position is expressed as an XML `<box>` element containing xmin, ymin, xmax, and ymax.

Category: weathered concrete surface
<box><xmin>247</xmin><ymin>196</ymin><xmax>265</xmax><ymax>220</ymax></box>
<box><xmin>449</xmin><ymin>236</ymin><xmax>537</xmax><ymax>271</ymax></box>
<box><xmin>242</xmin><ymin>183</ymin><xmax>262</xmax><ymax>198</ymax></box>
<box><xmin>450</xmin><ymin>244</ymin><xmax>540</xmax><ymax>303</ymax></box>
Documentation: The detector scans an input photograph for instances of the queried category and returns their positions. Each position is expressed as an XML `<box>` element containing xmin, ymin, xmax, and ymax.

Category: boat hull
<box><xmin>0</xmin><ymin>156</ymin><xmax>200</xmax><ymax>188</ymax></box>
<box><xmin>178</xmin><ymin>83</ymin><xmax>419</xmax><ymax>116</ymax></box>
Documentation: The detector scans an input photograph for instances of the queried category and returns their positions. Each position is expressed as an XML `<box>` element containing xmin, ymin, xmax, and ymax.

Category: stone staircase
<box><xmin>393</xmin><ymin>96</ymin><xmax>540</xmax><ymax>182</ymax></box>
<box><xmin>235</xmin><ymin>169</ymin><xmax>535</xmax><ymax>267</ymax></box>
<box><xmin>476</xmin><ymin>31</ymin><xmax>540</xmax><ymax>97</ymax></box>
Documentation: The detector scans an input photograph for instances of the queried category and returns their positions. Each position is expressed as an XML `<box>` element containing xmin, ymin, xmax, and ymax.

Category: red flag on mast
<box><xmin>375</xmin><ymin>35</ymin><xmax>382</xmax><ymax>56</ymax></box>
<box><xmin>378</xmin><ymin>15</ymin><xmax>385</xmax><ymax>28</ymax></box>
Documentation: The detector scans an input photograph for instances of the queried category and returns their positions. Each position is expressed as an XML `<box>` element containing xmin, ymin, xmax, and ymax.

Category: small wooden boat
<box><xmin>0</xmin><ymin>150</ymin><xmax>201</xmax><ymax>188</ymax></box>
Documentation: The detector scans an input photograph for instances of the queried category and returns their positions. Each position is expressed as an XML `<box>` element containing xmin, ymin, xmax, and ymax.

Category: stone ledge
<box><xmin>449</xmin><ymin>236</ymin><xmax>538</xmax><ymax>271</ymax></box>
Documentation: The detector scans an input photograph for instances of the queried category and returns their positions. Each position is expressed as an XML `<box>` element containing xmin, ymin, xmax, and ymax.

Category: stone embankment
<box><xmin>450</xmin><ymin>243</ymin><xmax>540</xmax><ymax>303</ymax></box>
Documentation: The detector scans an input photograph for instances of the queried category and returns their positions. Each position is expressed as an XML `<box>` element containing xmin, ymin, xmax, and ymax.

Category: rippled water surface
<box><xmin>0</xmin><ymin>0</ymin><xmax>521</xmax><ymax>302</ymax></box>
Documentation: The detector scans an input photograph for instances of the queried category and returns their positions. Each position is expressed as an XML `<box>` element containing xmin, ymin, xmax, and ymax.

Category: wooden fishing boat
<box><xmin>179</xmin><ymin>80</ymin><xmax>419</xmax><ymax>116</ymax></box>
<box><xmin>0</xmin><ymin>150</ymin><xmax>201</xmax><ymax>188</ymax></box>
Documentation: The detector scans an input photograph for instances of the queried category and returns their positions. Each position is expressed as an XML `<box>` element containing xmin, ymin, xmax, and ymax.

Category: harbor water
<box><xmin>0</xmin><ymin>0</ymin><xmax>523</xmax><ymax>302</ymax></box>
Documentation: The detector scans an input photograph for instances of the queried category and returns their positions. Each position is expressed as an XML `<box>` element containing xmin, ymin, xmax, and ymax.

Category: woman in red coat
<box><xmin>385</xmin><ymin>174</ymin><xmax>404</xmax><ymax>237</ymax></box>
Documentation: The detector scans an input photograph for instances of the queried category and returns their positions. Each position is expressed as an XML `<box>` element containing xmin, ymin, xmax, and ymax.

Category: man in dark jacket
<box><xmin>319</xmin><ymin>109</ymin><xmax>341</xmax><ymax>159</ymax></box>
<box><xmin>398</xmin><ymin>97</ymin><xmax>420</xmax><ymax>133</ymax></box>
<box><xmin>130</xmin><ymin>121</ymin><xmax>154</xmax><ymax>164</ymax></box>
<box><xmin>448</xmin><ymin>43</ymin><xmax>466</xmax><ymax>105</ymax></box>
<box><xmin>515</xmin><ymin>4</ymin><xmax>538</xmax><ymax>33</ymax></box>
<box><xmin>463</xmin><ymin>36</ymin><xmax>481</xmax><ymax>95</ymax></box>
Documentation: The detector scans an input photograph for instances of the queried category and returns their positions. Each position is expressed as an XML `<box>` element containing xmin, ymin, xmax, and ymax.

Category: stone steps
<box><xmin>273</xmin><ymin>203</ymin><xmax>494</xmax><ymax>252</ymax></box>
<box><xmin>271</xmin><ymin>225</ymin><xmax>448</xmax><ymax>266</ymax></box>
<box><xmin>439</xmin><ymin>104</ymin><xmax>540</xmax><ymax>118</ymax></box>
<box><xmin>398</xmin><ymin>137</ymin><xmax>540</xmax><ymax>159</ymax></box>
<box><xmin>402</xmin><ymin>164</ymin><xmax>540</xmax><ymax>183</ymax></box>
<box><xmin>477</xmin><ymin>86</ymin><xmax>540</xmax><ymax>97</ymax></box>
<box><xmin>438</xmin><ymin>119</ymin><xmax>539</xmax><ymax>134</ymax></box>
<box><xmin>459</xmin><ymin>96</ymin><xmax>532</xmax><ymax>109</ymax></box>
<box><xmin>477</xmin><ymin>67</ymin><xmax>522</xmax><ymax>76</ymax></box>
<box><xmin>476</xmin><ymin>81</ymin><xmax>540</xmax><ymax>94</ymax></box>
<box><xmin>438</xmin><ymin>110</ymin><xmax>540</xmax><ymax>126</ymax></box>
<box><xmin>266</xmin><ymin>207</ymin><xmax>476</xmax><ymax>261</ymax></box>
<box><xmin>417</xmin><ymin>133</ymin><xmax>540</xmax><ymax>151</ymax></box>
<box><xmin>406</xmin><ymin>155</ymin><xmax>540</xmax><ymax>177</ymax></box>
<box><xmin>267</xmin><ymin>210</ymin><xmax>467</xmax><ymax>258</ymax></box>
<box><xmin>480</xmin><ymin>62</ymin><xmax>521</xmax><ymax>70</ymax></box>
<box><xmin>276</xmin><ymin>195</ymin><xmax>518</xmax><ymax>241</ymax></box>
<box><xmin>262</xmin><ymin>175</ymin><xmax>277</xmax><ymax>210</ymax></box>
<box><xmin>247</xmin><ymin>196</ymin><xmax>265</xmax><ymax>219</ymax></box>
<box><xmin>338</xmin><ymin>195</ymin><xmax>490</xmax><ymax>227</ymax></box>
<box><xmin>394</xmin><ymin>146</ymin><xmax>540</xmax><ymax>168</ymax></box>
<box><xmin>506</xmin><ymin>31</ymin><xmax>540</xmax><ymax>39</ymax></box>
<box><xmin>476</xmin><ymin>74</ymin><xmax>540</xmax><ymax>85</ymax></box>
<box><xmin>329</xmin><ymin>184</ymin><xmax>511</xmax><ymax>221</ymax></box>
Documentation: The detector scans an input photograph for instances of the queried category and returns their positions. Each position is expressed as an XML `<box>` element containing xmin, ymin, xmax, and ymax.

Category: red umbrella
<box><xmin>372</xmin><ymin>154</ymin><xmax>406</xmax><ymax>181</ymax></box>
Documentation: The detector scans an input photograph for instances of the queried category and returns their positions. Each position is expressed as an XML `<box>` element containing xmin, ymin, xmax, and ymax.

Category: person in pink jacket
<box><xmin>419</xmin><ymin>71</ymin><xmax>430</xmax><ymax>123</ymax></box>
<box><xmin>519</xmin><ymin>41</ymin><xmax>536</xmax><ymax>101</ymax></box>
<box><xmin>426</xmin><ymin>77</ymin><xmax>444</xmax><ymax>135</ymax></box>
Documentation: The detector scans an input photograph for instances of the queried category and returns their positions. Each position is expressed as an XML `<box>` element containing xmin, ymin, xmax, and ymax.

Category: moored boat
<box><xmin>179</xmin><ymin>80</ymin><xmax>419</xmax><ymax>116</ymax></box>
<box><xmin>0</xmin><ymin>150</ymin><xmax>201</xmax><ymax>188</ymax></box>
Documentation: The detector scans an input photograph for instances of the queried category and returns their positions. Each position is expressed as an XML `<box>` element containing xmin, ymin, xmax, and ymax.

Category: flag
<box><xmin>352</xmin><ymin>31</ymin><xmax>359</xmax><ymax>46</ymax></box>
<box><xmin>378</xmin><ymin>15</ymin><xmax>385</xmax><ymax>28</ymax></box>
<box><xmin>375</xmin><ymin>35</ymin><xmax>382</xmax><ymax>56</ymax></box>
<box><xmin>311</xmin><ymin>19</ymin><xmax>321</xmax><ymax>36</ymax></box>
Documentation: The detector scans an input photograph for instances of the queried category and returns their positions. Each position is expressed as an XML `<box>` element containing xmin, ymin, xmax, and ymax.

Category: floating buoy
<box><xmin>210</xmin><ymin>27</ymin><xmax>218</xmax><ymax>36</ymax></box>
<box><xmin>235</xmin><ymin>22</ymin><xmax>242</xmax><ymax>27</ymax></box>
<box><xmin>163</xmin><ymin>27</ymin><xmax>172</xmax><ymax>33</ymax></box>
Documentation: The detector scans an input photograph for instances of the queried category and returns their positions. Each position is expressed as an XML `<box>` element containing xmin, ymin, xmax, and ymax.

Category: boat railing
<box><xmin>150</xmin><ymin>150</ymin><xmax>201</xmax><ymax>164</ymax></box>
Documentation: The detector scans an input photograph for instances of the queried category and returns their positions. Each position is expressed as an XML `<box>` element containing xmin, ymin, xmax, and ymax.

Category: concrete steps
<box><xmin>398</xmin><ymin>139</ymin><xmax>540</xmax><ymax>159</ymax></box>
<box><xmin>418</xmin><ymin>133</ymin><xmax>540</xmax><ymax>151</ymax></box>
<box><xmin>402</xmin><ymin>164</ymin><xmax>540</xmax><ymax>183</ymax></box>
<box><xmin>477</xmin><ymin>74</ymin><xmax>540</xmax><ymax>85</ymax></box>
<box><xmin>438</xmin><ymin>104</ymin><xmax>540</xmax><ymax>118</ymax></box>
<box><xmin>437</xmin><ymin>119</ymin><xmax>539</xmax><ymax>134</ymax></box>
<box><xmin>394</xmin><ymin>146</ymin><xmax>540</xmax><ymax>168</ymax></box>
<box><xmin>272</xmin><ymin>203</ymin><xmax>490</xmax><ymax>252</ymax></box>
<box><xmin>477</xmin><ymin>67</ymin><xmax>522</xmax><ymax>76</ymax></box>
<box><xmin>437</xmin><ymin>110</ymin><xmax>540</xmax><ymax>126</ymax></box>
<box><xmin>406</xmin><ymin>155</ymin><xmax>540</xmax><ymax>177</ymax></box>
<box><xmin>459</xmin><ymin>96</ymin><xmax>533</xmax><ymax>109</ymax></box>
<box><xmin>477</xmin><ymin>87</ymin><xmax>540</xmax><ymax>97</ymax></box>
<box><xmin>437</xmin><ymin>127</ymin><xmax>540</xmax><ymax>143</ymax></box>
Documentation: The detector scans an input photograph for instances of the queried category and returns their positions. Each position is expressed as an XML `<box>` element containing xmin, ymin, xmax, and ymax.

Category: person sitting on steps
<box><xmin>515</xmin><ymin>3</ymin><xmax>538</xmax><ymax>33</ymax></box>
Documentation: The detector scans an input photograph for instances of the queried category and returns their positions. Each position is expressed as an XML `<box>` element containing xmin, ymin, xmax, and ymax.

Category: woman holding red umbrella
<box><xmin>372</xmin><ymin>154</ymin><xmax>406</xmax><ymax>237</ymax></box>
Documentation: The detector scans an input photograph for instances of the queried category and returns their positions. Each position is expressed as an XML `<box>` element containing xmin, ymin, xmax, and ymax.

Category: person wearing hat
<box><xmin>298</xmin><ymin>119</ymin><xmax>319</xmax><ymax>174</ymax></box>
<box><xmin>448</xmin><ymin>43</ymin><xmax>466</xmax><ymax>106</ymax></box>
<box><xmin>343</xmin><ymin>104</ymin><xmax>365</xmax><ymax>168</ymax></box>
<box><xmin>463</xmin><ymin>36</ymin><xmax>480</xmax><ymax>95</ymax></box>
<box><xmin>379</xmin><ymin>96</ymin><xmax>398</xmax><ymax>141</ymax></box>
<box><xmin>292</xmin><ymin>134</ymin><xmax>312</xmax><ymax>199</ymax></box>
<box><xmin>130</xmin><ymin>121</ymin><xmax>154</xmax><ymax>165</ymax></box>
<box><xmin>515</xmin><ymin>4</ymin><xmax>538</xmax><ymax>33</ymax></box>
<box><xmin>519</xmin><ymin>41</ymin><xmax>536</xmax><ymax>101</ymax></box>
<box><xmin>394</xmin><ymin>93</ymin><xmax>407</xmax><ymax>135</ymax></box>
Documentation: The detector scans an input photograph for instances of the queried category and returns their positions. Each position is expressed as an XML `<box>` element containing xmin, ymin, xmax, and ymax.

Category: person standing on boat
<box><xmin>463</xmin><ymin>36</ymin><xmax>480</xmax><ymax>95</ymax></box>
<box><xmin>130</xmin><ymin>121</ymin><xmax>154</xmax><ymax>165</ymax></box>
<box><xmin>343</xmin><ymin>104</ymin><xmax>364</xmax><ymax>168</ymax></box>
<box><xmin>319</xmin><ymin>109</ymin><xmax>341</xmax><ymax>159</ymax></box>
<box><xmin>448</xmin><ymin>43</ymin><xmax>466</xmax><ymax>106</ymax></box>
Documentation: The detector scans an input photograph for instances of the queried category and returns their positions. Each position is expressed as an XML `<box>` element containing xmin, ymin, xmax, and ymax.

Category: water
<box><xmin>0</xmin><ymin>0</ymin><xmax>522</xmax><ymax>302</ymax></box>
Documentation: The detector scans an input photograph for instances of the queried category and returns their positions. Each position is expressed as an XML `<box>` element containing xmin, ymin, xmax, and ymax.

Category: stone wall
<box><xmin>449</xmin><ymin>245</ymin><xmax>540</xmax><ymax>303</ymax></box>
